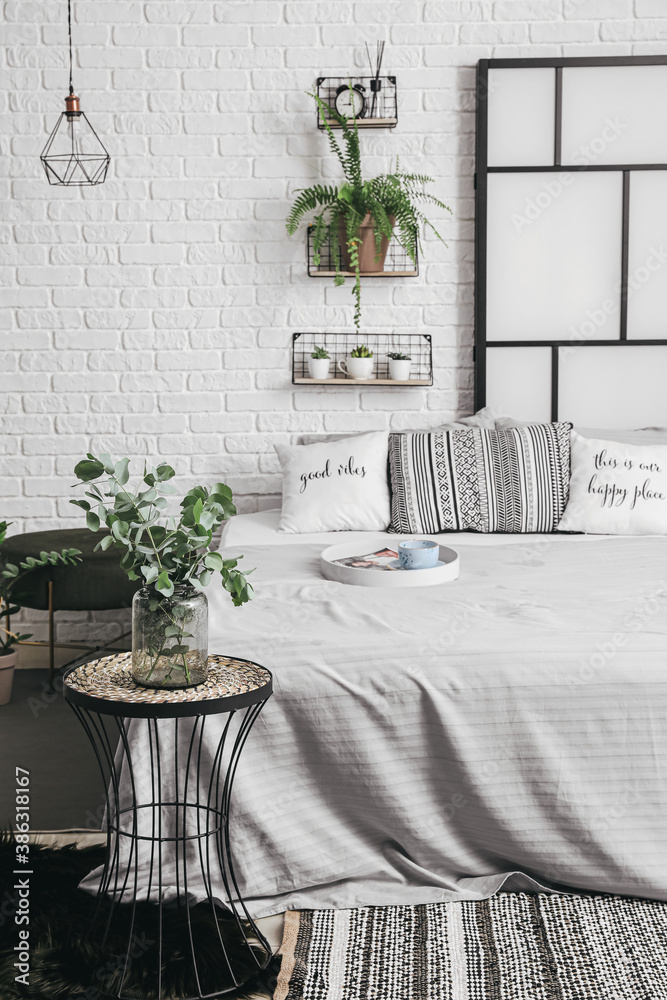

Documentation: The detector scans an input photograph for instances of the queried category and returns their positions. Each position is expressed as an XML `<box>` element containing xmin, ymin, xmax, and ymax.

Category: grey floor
<box><xmin>0</xmin><ymin>666</ymin><xmax>108</xmax><ymax>831</ymax></box>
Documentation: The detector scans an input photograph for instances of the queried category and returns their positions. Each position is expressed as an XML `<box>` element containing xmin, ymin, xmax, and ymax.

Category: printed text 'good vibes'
<box><xmin>300</xmin><ymin>457</ymin><xmax>366</xmax><ymax>493</ymax></box>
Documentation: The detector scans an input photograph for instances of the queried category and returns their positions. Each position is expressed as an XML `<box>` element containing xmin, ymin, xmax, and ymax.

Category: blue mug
<box><xmin>398</xmin><ymin>539</ymin><xmax>440</xmax><ymax>570</ymax></box>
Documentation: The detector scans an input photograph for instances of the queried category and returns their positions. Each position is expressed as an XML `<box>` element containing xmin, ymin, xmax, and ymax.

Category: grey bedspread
<box><xmin>83</xmin><ymin>536</ymin><xmax>667</xmax><ymax>917</ymax></box>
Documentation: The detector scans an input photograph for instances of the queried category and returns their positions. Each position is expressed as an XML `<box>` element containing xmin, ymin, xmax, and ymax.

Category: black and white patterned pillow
<box><xmin>388</xmin><ymin>422</ymin><xmax>572</xmax><ymax>534</ymax></box>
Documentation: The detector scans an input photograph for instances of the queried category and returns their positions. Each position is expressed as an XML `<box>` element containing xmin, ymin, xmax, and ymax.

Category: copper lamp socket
<box><xmin>65</xmin><ymin>93</ymin><xmax>81</xmax><ymax>119</ymax></box>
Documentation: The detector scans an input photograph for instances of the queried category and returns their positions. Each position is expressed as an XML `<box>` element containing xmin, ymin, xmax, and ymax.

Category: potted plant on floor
<box><xmin>72</xmin><ymin>455</ymin><xmax>253</xmax><ymax>690</ymax></box>
<box><xmin>308</xmin><ymin>345</ymin><xmax>331</xmax><ymax>379</ymax></box>
<box><xmin>387</xmin><ymin>352</ymin><xmax>412</xmax><ymax>381</ymax></box>
<box><xmin>0</xmin><ymin>521</ymin><xmax>81</xmax><ymax>704</ymax></box>
<box><xmin>286</xmin><ymin>87</ymin><xmax>450</xmax><ymax>335</ymax></box>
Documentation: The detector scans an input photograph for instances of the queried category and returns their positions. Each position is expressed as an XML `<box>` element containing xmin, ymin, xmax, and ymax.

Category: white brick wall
<box><xmin>0</xmin><ymin>0</ymin><xmax>655</xmax><ymax>538</ymax></box>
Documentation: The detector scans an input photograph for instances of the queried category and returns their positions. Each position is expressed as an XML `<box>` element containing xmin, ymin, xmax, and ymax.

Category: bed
<box><xmin>83</xmin><ymin>509</ymin><xmax>667</xmax><ymax>919</ymax></box>
<box><xmin>211</xmin><ymin>513</ymin><xmax>667</xmax><ymax>915</ymax></box>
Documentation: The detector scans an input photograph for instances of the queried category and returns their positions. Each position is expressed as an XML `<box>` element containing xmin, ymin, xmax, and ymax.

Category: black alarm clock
<box><xmin>334</xmin><ymin>83</ymin><xmax>366</xmax><ymax>119</ymax></box>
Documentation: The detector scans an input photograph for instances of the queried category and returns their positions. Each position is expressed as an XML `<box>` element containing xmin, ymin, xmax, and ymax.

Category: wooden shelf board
<box><xmin>308</xmin><ymin>269</ymin><xmax>418</xmax><ymax>278</ymax></box>
<box><xmin>294</xmin><ymin>378</ymin><xmax>432</xmax><ymax>386</ymax></box>
<box><xmin>320</xmin><ymin>118</ymin><xmax>398</xmax><ymax>129</ymax></box>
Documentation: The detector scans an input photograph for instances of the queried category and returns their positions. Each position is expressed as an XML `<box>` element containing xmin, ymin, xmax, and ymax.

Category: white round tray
<box><xmin>320</xmin><ymin>539</ymin><xmax>459</xmax><ymax>588</ymax></box>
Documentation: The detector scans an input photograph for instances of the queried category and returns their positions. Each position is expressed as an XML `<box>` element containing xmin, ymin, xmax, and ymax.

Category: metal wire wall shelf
<box><xmin>292</xmin><ymin>333</ymin><xmax>433</xmax><ymax>386</ymax></box>
<box><xmin>307</xmin><ymin>226</ymin><xmax>418</xmax><ymax>278</ymax></box>
<box><xmin>316</xmin><ymin>75</ymin><xmax>398</xmax><ymax>129</ymax></box>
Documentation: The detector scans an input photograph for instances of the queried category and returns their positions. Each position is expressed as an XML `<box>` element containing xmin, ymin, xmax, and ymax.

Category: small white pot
<box><xmin>308</xmin><ymin>357</ymin><xmax>331</xmax><ymax>379</ymax></box>
<box><xmin>0</xmin><ymin>649</ymin><xmax>17</xmax><ymax>706</ymax></box>
<box><xmin>338</xmin><ymin>356</ymin><xmax>374</xmax><ymax>380</ymax></box>
<box><xmin>389</xmin><ymin>359</ymin><xmax>412</xmax><ymax>381</ymax></box>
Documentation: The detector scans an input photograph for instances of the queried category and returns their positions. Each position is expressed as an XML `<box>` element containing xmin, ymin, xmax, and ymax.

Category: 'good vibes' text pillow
<box><xmin>275</xmin><ymin>431</ymin><xmax>390</xmax><ymax>533</ymax></box>
<box><xmin>558</xmin><ymin>431</ymin><xmax>667</xmax><ymax>535</ymax></box>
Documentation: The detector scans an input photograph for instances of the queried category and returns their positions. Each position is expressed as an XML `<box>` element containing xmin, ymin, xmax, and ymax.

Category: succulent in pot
<box><xmin>387</xmin><ymin>352</ymin><xmax>412</xmax><ymax>381</ymax></box>
<box><xmin>0</xmin><ymin>520</ymin><xmax>81</xmax><ymax>704</ymax></box>
<box><xmin>308</xmin><ymin>345</ymin><xmax>331</xmax><ymax>380</ymax></box>
<box><xmin>72</xmin><ymin>454</ymin><xmax>252</xmax><ymax>690</ymax></box>
<box><xmin>286</xmin><ymin>86</ymin><xmax>450</xmax><ymax>336</ymax></box>
<box><xmin>338</xmin><ymin>343</ymin><xmax>375</xmax><ymax>381</ymax></box>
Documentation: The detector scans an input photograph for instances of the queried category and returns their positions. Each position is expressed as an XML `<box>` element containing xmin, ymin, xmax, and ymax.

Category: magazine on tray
<box><xmin>331</xmin><ymin>548</ymin><xmax>402</xmax><ymax>571</ymax></box>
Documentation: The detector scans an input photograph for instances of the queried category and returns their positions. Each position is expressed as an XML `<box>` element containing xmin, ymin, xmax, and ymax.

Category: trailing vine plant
<box><xmin>0</xmin><ymin>521</ymin><xmax>81</xmax><ymax>654</ymax></box>
<box><xmin>286</xmin><ymin>87</ymin><xmax>451</xmax><ymax>335</ymax></box>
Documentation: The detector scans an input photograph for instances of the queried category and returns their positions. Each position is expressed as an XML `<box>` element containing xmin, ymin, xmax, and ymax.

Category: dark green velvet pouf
<box><xmin>1</xmin><ymin>529</ymin><xmax>139</xmax><ymax>612</ymax></box>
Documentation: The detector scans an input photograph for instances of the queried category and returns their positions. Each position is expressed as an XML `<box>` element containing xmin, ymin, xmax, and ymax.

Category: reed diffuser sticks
<box><xmin>365</xmin><ymin>40</ymin><xmax>385</xmax><ymax>119</ymax></box>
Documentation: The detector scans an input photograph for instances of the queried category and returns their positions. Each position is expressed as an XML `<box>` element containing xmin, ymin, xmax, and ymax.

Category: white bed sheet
<box><xmin>221</xmin><ymin>508</ymin><xmax>386</xmax><ymax>548</ymax></box>
<box><xmin>84</xmin><ymin>531</ymin><xmax>667</xmax><ymax>918</ymax></box>
<box><xmin>220</xmin><ymin>508</ymin><xmax>618</xmax><ymax>550</ymax></box>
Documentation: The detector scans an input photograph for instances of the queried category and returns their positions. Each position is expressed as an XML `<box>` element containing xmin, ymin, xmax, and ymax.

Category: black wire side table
<box><xmin>63</xmin><ymin>651</ymin><xmax>274</xmax><ymax>1000</ymax></box>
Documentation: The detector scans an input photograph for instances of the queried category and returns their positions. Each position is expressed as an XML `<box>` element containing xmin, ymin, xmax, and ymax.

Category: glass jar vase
<box><xmin>131</xmin><ymin>584</ymin><xmax>208</xmax><ymax>689</ymax></box>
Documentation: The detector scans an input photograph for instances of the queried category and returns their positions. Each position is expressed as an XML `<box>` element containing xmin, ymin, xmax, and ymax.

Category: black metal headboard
<box><xmin>474</xmin><ymin>55</ymin><xmax>667</xmax><ymax>428</ymax></box>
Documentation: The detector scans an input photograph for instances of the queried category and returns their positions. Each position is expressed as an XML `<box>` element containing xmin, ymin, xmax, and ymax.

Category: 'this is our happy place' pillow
<box><xmin>274</xmin><ymin>431</ymin><xmax>390</xmax><ymax>533</ymax></box>
<box><xmin>558</xmin><ymin>431</ymin><xmax>667</xmax><ymax>535</ymax></box>
<box><xmin>389</xmin><ymin>422</ymin><xmax>572</xmax><ymax>534</ymax></box>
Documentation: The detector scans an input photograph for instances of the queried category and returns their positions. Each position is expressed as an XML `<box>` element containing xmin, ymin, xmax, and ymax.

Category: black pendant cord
<box><xmin>68</xmin><ymin>0</ymin><xmax>73</xmax><ymax>95</ymax></box>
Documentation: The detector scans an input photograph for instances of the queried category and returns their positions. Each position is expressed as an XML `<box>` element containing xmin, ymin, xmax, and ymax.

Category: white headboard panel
<box><xmin>485</xmin><ymin>347</ymin><xmax>552</xmax><ymax>424</ymax></box>
<box><xmin>475</xmin><ymin>56</ymin><xmax>667</xmax><ymax>430</ymax></box>
<box><xmin>561</xmin><ymin>65</ymin><xmax>667</xmax><ymax>166</ymax></box>
<box><xmin>486</xmin><ymin>171</ymin><xmax>622</xmax><ymax>342</ymax></box>
<box><xmin>558</xmin><ymin>346</ymin><xmax>667</xmax><ymax>429</ymax></box>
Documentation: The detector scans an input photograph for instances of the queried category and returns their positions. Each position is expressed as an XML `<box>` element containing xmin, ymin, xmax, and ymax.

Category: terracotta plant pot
<box><xmin>339</xmin><ymin>213</ymin><xmax>395</xmax><ymax>273</ymax></box>
<box><xmin>0</xmin><ymin>649</ymin><xmax>17</xmax><ymax>706</ymax></box>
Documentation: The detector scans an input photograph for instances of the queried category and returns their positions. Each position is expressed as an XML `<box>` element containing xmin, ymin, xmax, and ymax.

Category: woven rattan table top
<box><xmin>63</xmin><ymin>651</ymin><xmax>272</xmax><ymax>717</ymax></box>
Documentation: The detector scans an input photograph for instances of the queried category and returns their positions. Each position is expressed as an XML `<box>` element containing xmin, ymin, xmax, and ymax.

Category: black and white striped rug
<box><xmin>274</xmin><ymin>893</ymin><xmax>667</xmax><ymax>999</ymax></box>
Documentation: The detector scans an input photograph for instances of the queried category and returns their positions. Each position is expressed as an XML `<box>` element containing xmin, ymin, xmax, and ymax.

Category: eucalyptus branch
<box><xmin>108</xmin><ymin>471</ymin><xmax>165</xmax><ymax>572</ymax></box>
<box><xmin>71</xmin><ymin>454</ymin><xmax>252</xmax><ymax>607</ymax></box>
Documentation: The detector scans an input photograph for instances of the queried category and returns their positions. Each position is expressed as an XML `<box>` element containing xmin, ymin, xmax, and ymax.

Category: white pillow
<box><xmin>274</xmin><ymin>431</ymin><xmax>390</xmax><ymax>533</ymax></box>
<box><xmin>558</xmin><ymin>431</ymin><xmax>667</xmax><ymax>535</ymax></box>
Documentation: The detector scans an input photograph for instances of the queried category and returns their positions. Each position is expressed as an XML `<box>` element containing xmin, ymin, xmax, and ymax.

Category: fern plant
<box><xmin>286</xmin><ymin>88</ymin><xmax>451</xmax><ymax>335</ymax></box>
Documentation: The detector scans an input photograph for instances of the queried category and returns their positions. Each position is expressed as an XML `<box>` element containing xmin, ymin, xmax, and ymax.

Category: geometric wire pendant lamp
<box><xmin>40</xmin><ymin>0</ymin><xmax>110</xmax><ymax>186</ymax></box>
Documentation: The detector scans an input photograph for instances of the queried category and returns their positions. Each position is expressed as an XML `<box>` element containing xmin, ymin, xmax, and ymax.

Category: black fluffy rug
<box><xmin>0</xmin><ymin>835</ymin><xmax>278</xmax><ymax>999</ymax></box>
